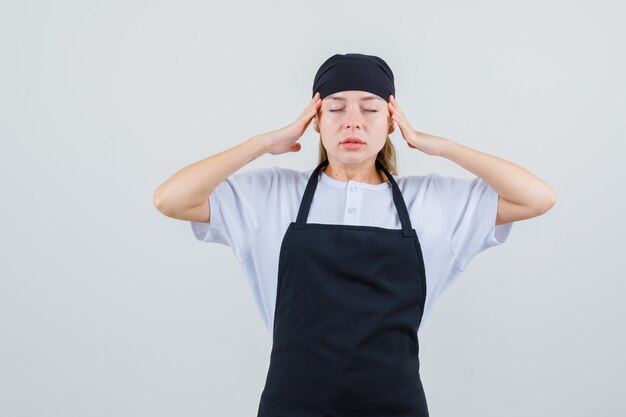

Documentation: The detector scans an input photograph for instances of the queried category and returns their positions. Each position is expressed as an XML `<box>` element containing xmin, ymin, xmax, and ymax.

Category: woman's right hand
<box><xmin>260</xmin><ymin>92</ymin><xmax>322</xmax><ymax>155</ymax></box>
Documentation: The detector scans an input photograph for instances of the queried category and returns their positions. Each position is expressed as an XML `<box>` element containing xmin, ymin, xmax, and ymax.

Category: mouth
<box><xmin>341</xmin><ymin>137</ymin><xmax>366</xmax><ymax>145</ymax></box>
<box><xmin>340</xmin><ymin>137</ymin><xmax>366</xmax><ymax>150</ymax></box>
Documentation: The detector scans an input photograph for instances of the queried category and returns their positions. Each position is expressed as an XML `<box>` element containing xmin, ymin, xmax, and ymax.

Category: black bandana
<box><xmin>312</xmin><ymin>53</ymin><xmax>395</xmax><ymax>102</ymax></box>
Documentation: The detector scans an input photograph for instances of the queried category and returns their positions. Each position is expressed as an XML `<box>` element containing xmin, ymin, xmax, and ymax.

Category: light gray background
<box><xmin>2</xmin><ymin>0</ymin><xmax>624</xmax><ymax>416</ymax></box>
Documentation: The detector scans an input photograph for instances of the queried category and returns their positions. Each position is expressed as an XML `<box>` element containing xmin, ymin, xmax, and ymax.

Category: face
<box><xmin>313</xmin><ymin>90</ymin><xmax>394</xmax><ymax>165</ymax></box>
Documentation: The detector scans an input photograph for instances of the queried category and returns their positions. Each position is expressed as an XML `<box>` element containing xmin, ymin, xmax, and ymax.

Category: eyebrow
<box><xmin>326</xmin><ymin>96</ymin><xmax>383</xmax><ymax>102</ymax></box>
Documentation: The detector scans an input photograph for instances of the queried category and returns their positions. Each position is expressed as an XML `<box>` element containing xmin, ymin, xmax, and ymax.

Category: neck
<box><xmin>322</xmin><ymin>160</ymin><xmax>388</xmax><ymax>184</ymax></box>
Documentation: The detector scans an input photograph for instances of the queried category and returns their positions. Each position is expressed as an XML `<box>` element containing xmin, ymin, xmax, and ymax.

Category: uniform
<box><xmin>190</xmin><ymin>163</ymin><xmax>513</xmax><ymax>337</ymax></box>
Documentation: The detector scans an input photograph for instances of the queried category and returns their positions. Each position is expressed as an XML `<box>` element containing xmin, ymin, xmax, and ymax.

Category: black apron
<box><xmin>257</xmin><ymin>159</ymin><xmax>429</xmax><ymax>417</ymax></box>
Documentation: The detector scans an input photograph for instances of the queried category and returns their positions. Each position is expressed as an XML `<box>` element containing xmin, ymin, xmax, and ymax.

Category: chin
<box><xmin>330</xmin><ymin>154</ymin><xmax>377</xmax><ymax>164</ymax></box>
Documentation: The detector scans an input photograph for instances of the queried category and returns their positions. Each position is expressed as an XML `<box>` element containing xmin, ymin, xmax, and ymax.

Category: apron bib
<box><xmin>258</xmin><ymin>159</ymin><xmax>429</xmax><ymax>417</ymax></box>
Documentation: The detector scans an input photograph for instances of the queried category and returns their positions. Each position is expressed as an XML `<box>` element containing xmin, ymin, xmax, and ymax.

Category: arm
<box><xmin>438</xmin><ymin>138</ymin><xmax>557</xmax><ymax>225</ymax></box>
<box><xmin>153</xmin><ymin>92</ymin><xmax>323</xmax><ymax>223</ymax></box>
<box><xmin>386</xmin><ymin>94</ymin><xmax>557</xmax><ymax>225</ymax></box>
<box><xmin>152</xmin><ymin>135</ymin><xmax>267</xmax><ymax>222</ymax></box>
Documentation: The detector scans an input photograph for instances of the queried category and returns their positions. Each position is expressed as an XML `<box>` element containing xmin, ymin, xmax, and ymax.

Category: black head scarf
<box><xmin>311</xmin><ymin>53</ymin><xmax>395</xmax><ymax>102</ymax></box>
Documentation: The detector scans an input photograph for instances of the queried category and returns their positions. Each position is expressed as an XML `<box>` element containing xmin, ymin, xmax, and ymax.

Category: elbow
<box><xmin>536</xmin><ymin>191</ymin><xmax>557</xmax><ymax>216</ymax></box>
<box><xmin>153</xmin><ymin>186</ymin><xmax>170</xmax><ymax>215</ymax></box>
<box><xmin>153</xmin><ymin>186</ymin><xmax>186</xmax><ymax>218</ymax></box>
<box><xmin>548</xmin><ymin>192</ymin><xmax>557</xmax><ymax>209</ymax></box>
<box><xmin>545</xmin><ymin>187</ymin><xmax>558</xmax><ymax>210</ymax></box>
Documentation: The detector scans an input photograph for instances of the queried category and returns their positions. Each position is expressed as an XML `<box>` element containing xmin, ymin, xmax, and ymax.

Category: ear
<box><xmin>313</xmin><ymin>114</ymin><xmax>320</xmax><ymax>134</ymax></box>
<box><xmin>388</xmin><ymin>118</ymin><xmax>395</xmax><ymax>135</ymax></box>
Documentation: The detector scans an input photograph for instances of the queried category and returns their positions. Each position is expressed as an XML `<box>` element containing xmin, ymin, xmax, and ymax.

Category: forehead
<box><xmin>325</xmin><ymin>91</ymin><xmax>384</xmax><ymax>103</ymax></box>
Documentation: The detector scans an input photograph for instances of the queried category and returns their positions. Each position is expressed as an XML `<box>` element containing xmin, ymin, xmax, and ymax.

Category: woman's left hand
<box><xmin>387</xmin><ymin>95</ymin><xmax>447</xmax><ymax>157</ymax></box>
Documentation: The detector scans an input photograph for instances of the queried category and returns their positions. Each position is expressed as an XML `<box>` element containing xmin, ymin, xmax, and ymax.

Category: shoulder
<box><xmin>238</xmin><ymin>165</ymin><xmax>276</xmax><ymax>177</ymax></box>
<box><xmin>425</xmin><ymin>172</ymin><xmax>495</xmax><ymax>202</ymax></box>
<box><xmin>271</xmin><ymin>166</ymin><xmax>317</xmax><ymax>187</ymax></box>
<box><xmin>220</xmin><ymin>165</ymin><xmax>276</xmax><ymax>185</ymax></box>
<box><xmin>393</xmin><ymin>172</ymin><xmax>437</xmax><ymax>194</ymax></box>
<box><xmin>272</xmin><ymin>165</ymin><xmax>311</xmax><ymax>178</ymax></box>
<box><xmin>273</xmin><ymin>165</ymin><xmax>315</xmax><ymax>177</ymax></box>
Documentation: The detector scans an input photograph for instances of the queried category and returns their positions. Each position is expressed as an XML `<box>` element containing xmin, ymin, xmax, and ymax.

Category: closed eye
<box><xmin>329</xmin><ymin>109</ymin><xmax>378</xmax><ymax>112</ymax></box>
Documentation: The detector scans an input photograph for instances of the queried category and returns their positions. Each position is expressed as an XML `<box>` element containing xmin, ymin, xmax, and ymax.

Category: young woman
<box><xmin>154</xmin><ymin>53</ymin><xmax>556</xmax><ymax>417</ymax></box>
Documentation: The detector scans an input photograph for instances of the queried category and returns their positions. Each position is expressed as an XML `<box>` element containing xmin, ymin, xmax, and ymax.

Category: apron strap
<box><xmin>295</xmin><ymin>159</ymin><xmax>414</xmax><ymax>237</ymax></box>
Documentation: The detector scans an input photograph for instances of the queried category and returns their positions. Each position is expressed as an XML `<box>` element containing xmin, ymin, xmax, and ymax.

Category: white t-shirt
<box><xmin>190</xmin><ymin>165</ymin><xmax>513</xmax><ymax>336</ymax></box>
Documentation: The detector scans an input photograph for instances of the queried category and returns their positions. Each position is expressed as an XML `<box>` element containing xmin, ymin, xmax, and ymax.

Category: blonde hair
<box><xmin>317</xmin><ymin>135</ymin><xmax>399</xmax><ymax>176</ymax></box>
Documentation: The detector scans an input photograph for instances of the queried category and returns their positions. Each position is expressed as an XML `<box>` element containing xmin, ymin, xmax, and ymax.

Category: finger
<box><xmin>311</xmin><ymin>100</ymin><xmax>322</xmax><ymax>115</ymax></box>
<box><xmin>392</xmin><ymin>114</ymin><xmax>409</xmax><ymax>131</ymax></box>
<box><xmin>302</xmin><ymin>94</ymin><xmax>321</xmax><ymax>117</ymax></box>
<box><xmin>390</xmin><ymin>95</ymin><xmax>403</xmax><ymax>113</ymax></box>
<box><xmin>310</xmin><ymin>93</ymin><xmax>322</xmax><ymax>109</ymax></box>
<box><xmin>392</xmin><ymin>102</ymin><xmax>406</xmax><ymax>119</ymax></box>
<box><xmin>390</xmin><ymin>96</ymin><xmax>401</xmax><ymax>111</ymax></box>
<box><xmin>305</xmin><ymin>93</ymin><xmax>319</xmax><ymax>111</ymax></box>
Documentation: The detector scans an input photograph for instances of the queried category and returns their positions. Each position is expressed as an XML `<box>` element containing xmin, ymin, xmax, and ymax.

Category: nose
<box><xmin>343</xmin><ymin>105</ymin><xmax>363</xmax><ymax>130</ymax></box>
<box><xmin>345</xmin><ymin>120</ymin><xmax>361</xmax><ymax>130</ymax></box>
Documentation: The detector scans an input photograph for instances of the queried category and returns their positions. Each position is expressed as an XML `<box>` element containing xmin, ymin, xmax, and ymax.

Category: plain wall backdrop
<box><xmin>1</xmin><ymin>0</ymin><xmax>624</xmax><ymax>416</ymax></box>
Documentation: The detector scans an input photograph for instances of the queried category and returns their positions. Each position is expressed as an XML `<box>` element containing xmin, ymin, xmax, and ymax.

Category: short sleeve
<box><xmin>190</xmin><ymin>166</ymin><xmax>275</xmax><ymax>261</ymax></box>
<box><xmin>432</xmin><ymin>173</ymin><xmax>513</xmax><ymax>271</ymax></box>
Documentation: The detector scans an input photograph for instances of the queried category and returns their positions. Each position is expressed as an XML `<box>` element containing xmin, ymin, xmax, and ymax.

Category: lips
<box><xmin>341</xmin><ymin>137</ymin><xmax>365</xmax><ymax>144</ymax></box>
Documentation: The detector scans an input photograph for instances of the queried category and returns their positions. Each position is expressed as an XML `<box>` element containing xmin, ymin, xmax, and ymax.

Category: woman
<box><xmin>154</xmin><ymin>53</ymin><xmax>556</xmax><ymax>417</ymax></box>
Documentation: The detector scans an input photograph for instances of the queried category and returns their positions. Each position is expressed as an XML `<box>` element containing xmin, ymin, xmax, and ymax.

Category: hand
<box><xmin>261</xmin><ymin>92</ymin><xmax>322</xmax><ymax>155</ymax></box>
<box><xmin>387</xmin><ymin>95</ymin><xmax>447</xmax><ymax>157</ymax></box>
